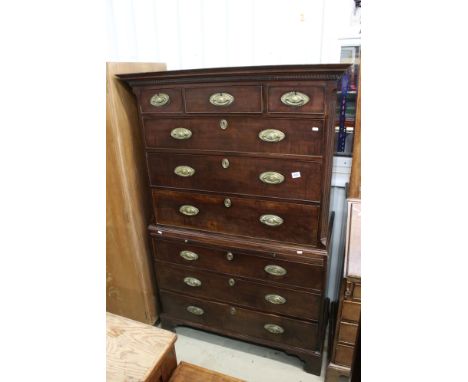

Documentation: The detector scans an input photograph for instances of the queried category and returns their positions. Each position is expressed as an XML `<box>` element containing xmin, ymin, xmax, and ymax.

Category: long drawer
<box><xmin>147</xmin><ymin>152</ymin><xmax>322</xmax><ymax>202</ymax></box>
<box><xmin>152</xmin><ymin>189</ymin><xmax>319</xmax><ymax>245</ymax></box>
<box><xmin>153</xmin><ymin>239</ymin><xmax>325</xmax><ymax>292</ymax></box>
<box><xmin>143</xmin><ymin>117</ymin><xmax>324</xmax><ymax>156</ymax></box>
<box><xmin>155</xmin><ymin>261</ymin><xmax>321</xmax><ymax>321</ymax></box>
<box><xmin>160</xmin><ymin>290</ymin><xmax>318</xmax><ymax>350</ymax></box>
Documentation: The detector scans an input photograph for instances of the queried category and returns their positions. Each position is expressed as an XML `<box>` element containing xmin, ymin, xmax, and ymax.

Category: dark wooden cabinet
<box><xmin>118</xmin><ymin>65</ymin><xmax>349</xmax><ymax>375</ymax></box>
<box><xmin>326</xmin><ymin>199</ymin><xmax>361</xmax><ymax>381</ymax></box>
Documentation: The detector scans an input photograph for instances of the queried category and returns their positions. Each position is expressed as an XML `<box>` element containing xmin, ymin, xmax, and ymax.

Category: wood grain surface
<box><xmin>106</xmin><ymin>312</ymin><xmax>177</xmax><ymax>382</ymax></box>
<box><xmin>119</xmin><ymin>65</ymin><xmax>349</xmax><ymax>375</ymax></box>
<box><xmin>152</xmin><ymin>189</ymin><xmax>320</xmax><ymax>245</ymax></box>
<box><xmin>106</xmin><ymin>62</ymin><xmax>165</xmax><ymax>324</ymax></box>
<box><xmin>349</xmin><ymin>66</ymin><xmax>361</xmax><ymax>199</ymax></box>
<box><xmin>142</xmin><ymin>116</ymin><xmax>325</xmax><ymax>156</ymax></box>
<box><xmin>169</xmin><ymin>361</ymin><xmax>245</xmax><ymax>382</ymax></box>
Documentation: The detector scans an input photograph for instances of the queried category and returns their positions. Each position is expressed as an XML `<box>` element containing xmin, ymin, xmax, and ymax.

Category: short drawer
<box><xmin>139</xmin><ymin>88</ymin><xmax>184</xmax><ymax>113</ymax></box>
<box><xmin>334</xmin><ymin>344</ymin><xmax>355</xmax><ymax>367</ymax></box>
<box><xmin>184</xmin><ymin>86</ymin><xmax>262</xmax><ymax>113</ymax></box>
<box><xmin>268</xmin><ymin>85</ymin><xmax>325</xmax><ymax>114</ymax></box>
<box><xmin>153</xmin><ymin>239</ymin><xmax>325</xmax><ymax>292</ymax></box>
<box><xmin>337</xmin><ymin>322</ymin><xmax>358</xmax><ymax>345</ymax></box>
<box><xmin>352</xmin><ymin>283</ymin><xmax>361</xmax><ymax>300</ymax></box>
<box><xmin>160</xmin><ymin>290</ymin><xmax>318</xmax><ymax>350</ymax></box>
<box><xmin>152</xmin><ymin>189</ymin><xmax>319</xmax><ymax>246</ymax></box>
<box><xmin>155</xmin><ymin>262</ymin><xmax>322</xmax><ymax>321</ymax></box>
<box><xmin>147</xmin><ymin>152</ymin><xmax>322</xmax><ymax>202</ymax></box>
<box><xmin>341</xmin><ymin>301</ymin><xmax>360</xmax><ymax>323</ymax></box>
<box><xmin>143</xmin><ymin>117</ymin><xmax>324</xmax><ymax>156</ymax></box>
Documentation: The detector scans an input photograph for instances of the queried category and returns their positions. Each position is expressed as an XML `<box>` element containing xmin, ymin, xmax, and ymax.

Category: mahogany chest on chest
<box><xmin>118</xmin><ymin>65</ymin><xmax>349</xmax><ymax>375</ymax></box>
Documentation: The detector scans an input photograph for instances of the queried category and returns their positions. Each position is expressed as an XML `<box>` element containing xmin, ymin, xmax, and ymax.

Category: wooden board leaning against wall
<box><xmin>106</xmin><ymin>62</ymin><xmax>166</xmax><ymax>324</ymax></box>
<box><xmin>349</xmin><ymin>66</ymin><xmax>361</xmax><ymax>199</ymax></box>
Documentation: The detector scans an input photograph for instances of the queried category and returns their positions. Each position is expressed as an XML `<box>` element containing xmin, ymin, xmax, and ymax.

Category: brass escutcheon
<box><xmin>219</xmin><ymin>119</ymin><xmax>228</xmax><ymax>130</ymax></box>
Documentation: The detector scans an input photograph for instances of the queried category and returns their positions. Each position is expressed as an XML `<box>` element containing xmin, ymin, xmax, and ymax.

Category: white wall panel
<box><xmin>200</xmin><ymin>0</ymin><xmax>229</xmax><ymax>68</ymax></box>
<box><xmin>107</xmin><ymin>0</ymin><xmax>359</xmax><ymax>68</ymax></box>
<box><xmin>225</xmin><ymin>0</ymin><xmax>255</xmax><ymax>67</ymax></box>
<box><xmin>178</xmin><ymin>0</ymin><xmax>204</xmax><ymax>69</ymax></box>
<box><xmin>153</xmin><ymin>0</ymin><xmax>181</xmax><ymax>68</ymax></box>
<box><xmin>132</xmin><ymin>0</ymin><xmax>158</xmax><ymax>61</ymax></box>
<box><xmin>109</xmin><ymin>0</ymin><xmax>137</xmax><ymax>60</ymax></box>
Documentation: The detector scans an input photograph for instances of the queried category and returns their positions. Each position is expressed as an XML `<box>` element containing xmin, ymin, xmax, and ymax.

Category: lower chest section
<box><xmin>152</xmin><ymin>235</ymin><xmax>327</xmax><ymax>352</ymax></box>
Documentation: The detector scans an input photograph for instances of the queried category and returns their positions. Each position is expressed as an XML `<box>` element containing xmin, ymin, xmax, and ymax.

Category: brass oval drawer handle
<box><xmin>264</xmin><ymin>265</ymin><xmax>287</xmax><ymax>276</ymax></box>
<box><xmin>187</xmin><ymin>305</ymin><xmax>204</xmax><ymax>315</ymax></box>
<box><xmin>180</xmin><ymin>250</ymin><xmax>198</xmax><ymax>261</ymax></box>
<box><xmin>265</xmin><ymin>294</ymin><xmax>286</xmax><ymax>305</ymax></box>
<box><xmin>259</xmin><ymin>171</ymin><xmax>284</xmax><ymax>185</ymax></box>
<box><xmin>228</xmin><ymin>278</ymin><xmax>235</xmax><ymax>287</ymax></box>
<box><xmin>171</xmin><ymin>127</ymin><xmax>192</xmax><ymax>140</ymax></box>
<box><xmin>184</xmin><ymin>277</ymin><xmax>202</xmax><ymax>287</ymax></box>
<box><xmin>150</xmin><ymin>93</ymin><xmax>170</xmax><ymax>107</ymax></box>
<box><xmin>259</xmin><ymin>214</ymin><xmax>283</xmax><ymax>227</ymax></box>
<box><xmin>226</xmin><ymin>252</ymin><xmax>234</xmax><ymax>261</ymax></box>
<box><xmin>280</xmin><ymin>91</ymin><xmax>310</xmax><ymax>107</ymax></box>
<box><xmin>174</xmin><ymin>165</ymin><xmax>195</xmax><ymax>177</ymax></box>
<box><xmin>209</xmin><ymin>92</ymin><xmax>235</xmax><ymax>106</ymax></box>
<box><xmin>222</xmin><ymin>158</ymin><xmax>230</xmax><ymax>169</ymax></box>
<box><xmin>179</xmin><ymin>205</ymin><xmax>199</xmax><ymax>216</ymax></box>
<box><xmin>264</xmin><ymin>324</ymin><xmax>284</xmax><ymax>334</ymax></box>
<box><xmin>258</xmin><ymin>129</ymin><xmax>285</xmax><ymax>142</ymax></box>
<box><xmin>224</xmin><ymin>198</ymin><xmax>231</xmax><ymax>208</ymax></box>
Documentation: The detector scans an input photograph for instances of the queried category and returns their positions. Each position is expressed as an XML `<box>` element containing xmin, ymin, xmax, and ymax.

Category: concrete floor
<box><xmin>171</xmin><ymin>326</ymin><xmax>327</xmax><ymax>382</ymax></box>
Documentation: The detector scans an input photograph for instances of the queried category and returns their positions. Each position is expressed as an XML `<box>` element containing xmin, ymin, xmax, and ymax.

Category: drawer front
<box><xmin>153</xmin><ymin>190</ymin><xmax>319</xmax><ymax>245</ymax></box>
<box><xmin>153</xmin><ymin>239</ymin><xmax>325</xmax><ymax>291</ymax></box>
<box><xmin>139</xmin><ymin>88</ymin><xmax>184</xmax><ymax>114</ymax></box>
<box><xmin>341</xmin><ymin>301</ymin><xmax>360</xmax><ymax>323</ymax></box>
<box><xmin>334</xmin><ymin>344</ymin><xmax>354</xmax><ymax>367</ymax></box>
<box><xmin>268</xmin><ymin>85</ymin><xmax>325</xmax><ymax>114</ymax></box>
<box><xmin>337</xmin><ymin>322</ymin><xmax>358</xmax><ymax>345</ymax></box>
<box><xmin>345</xmin><ymin>280</ymin><xmax>361</xmax><ymax>301</ymax></box>
<box><xmin>185</xmin><ymin>86</ymin><xmax>262</xmax><ymax>113</ymax></box>
<box><xmin>160</xmin><ymin>290</ymin><xmax>318</xmax><ymax>350</ymax></box>
<box><xmin>155</xmin><ymin>262</ymin><xmax>321</xmax><ymax>321</ymax></box>
<box><xmin>147</xmin><ymin>152</ymin><xmax>322</xmax><ymax>202</ymax></box>
<box><xmin>143</xmin><ymin>117</ymin><xmax>324</xmax><ymax>156</ymax></box>
<box><xmin>352</xmin><ymin>283</ymin><xmax>361</xmax><ymax>300</ymax></box>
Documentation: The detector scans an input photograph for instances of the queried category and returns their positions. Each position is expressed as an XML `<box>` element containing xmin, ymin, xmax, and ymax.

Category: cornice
<box><xmin>117</xmin><ymin>64</ymin><xmax>350</xmax><ymax>87</ymax></box>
